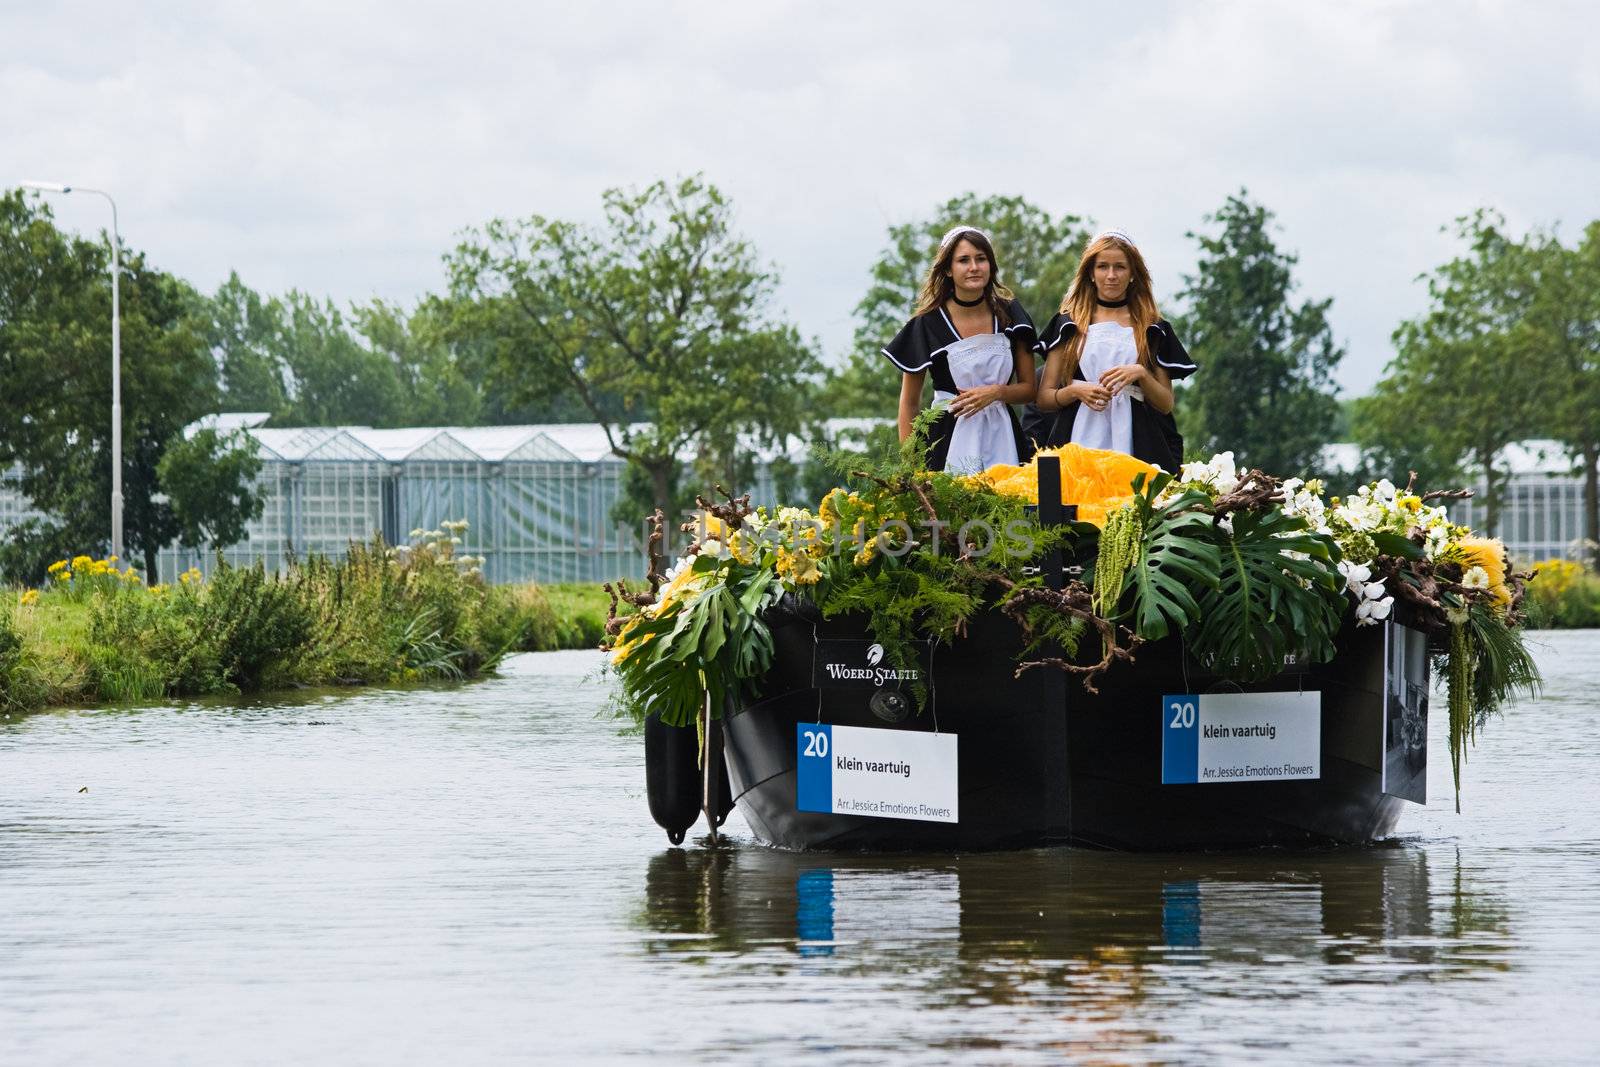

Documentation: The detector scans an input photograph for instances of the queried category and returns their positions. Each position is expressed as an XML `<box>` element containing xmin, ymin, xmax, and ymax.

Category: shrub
<box><xmin>1525</xmin><ymin>559</ymin><xmax>1600</xmax><ymax>629</ymax></box>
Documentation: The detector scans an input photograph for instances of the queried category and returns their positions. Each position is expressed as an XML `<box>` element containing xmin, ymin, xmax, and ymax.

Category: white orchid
<box><xmin>1174</xmin><ymin>451</ymin><xmax>1240</xmax><ymax>498</ymax></box>
<box><xmin>1356</xmin><ymin>592</ymin><xmax>1394</xmax><ymax>624</ymax></box>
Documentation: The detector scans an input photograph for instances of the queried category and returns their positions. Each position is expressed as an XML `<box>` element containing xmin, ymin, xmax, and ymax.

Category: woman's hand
<box><xmin>1064</xmin><ymin>380</ymin><xmax>1112</xmax><ymax>412</ymax></box>
<box><xmin>1098</xmin><ymin>363</ymin><xmax>1148</xmax><ymax>396</ymax></box>
<box><xmin>948</xmin><ymin>384</ymin><xmax>1004</xmax><ymax>418</ymax></box>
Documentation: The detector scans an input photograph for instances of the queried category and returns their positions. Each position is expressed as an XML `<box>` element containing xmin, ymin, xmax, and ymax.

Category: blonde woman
<box><xmin>884</xmin><ymin>226</ymin><xmax>1038</xmax><ymax>473</ymax></box>
<box><xmin>1031</xmin><ymin>229</ymin><xmax>1197</xmax><ymax>472</ymax></box>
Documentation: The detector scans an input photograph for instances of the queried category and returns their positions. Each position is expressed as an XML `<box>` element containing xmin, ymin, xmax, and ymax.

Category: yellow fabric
<box><xmin>965</xmin><ymin>444</ymin><xmax>1161</xmax><ymax>527</ymax></box>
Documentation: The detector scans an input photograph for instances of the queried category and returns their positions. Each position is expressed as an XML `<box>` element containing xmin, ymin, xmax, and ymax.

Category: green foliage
<box><xmin>1123</xmin><ymin>476</ymin><xmax>1220</xmax><ymax>641</ymax></box>
<box><xmin>1357</xmin><ymin>211</ymin><xmax>1548</xmax><ymax>535</ymax></box>
<box><xmin>1173</xmin><ymin>191</ymin><xmax>1343</xmax><ymax>475</ymax></box>
<box><xmin>613</xmin><ymin>560</ymin><xmax>785</xmax><ymax>728</ymax></box>
<box><xmin>1524</xmin><ymin>560</ymin><xmax>1600</xmax><ymax>628</ymax></box>
<box><xmin>825</xmin><ymin>193</ymin><xmax>1092</xmax><ymax>418</ymax></box>
<box><xmin>156</xmin><ymin>428</ymin><xmax>266</xmax><ymax>552</ymax></box>
<box><xmin>1191</xmin><ymin>505</ymin><xmax>1344</xmax><ymax>681</ymax></box>
<box><xmin>442</xmin><ymin>175</ymin><xmax>821</xmax><ymax>549</ymax></box>
<box><xmin>0</xmin><ymin>188</ymin><xmax>254</xmax><ymax>580</ymax></box>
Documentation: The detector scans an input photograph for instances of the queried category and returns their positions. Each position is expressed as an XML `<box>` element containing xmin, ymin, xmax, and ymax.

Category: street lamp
<box><xmin>21</xmin><ymin>180</ymin><xmax>123</xmax><ymax>560</ymax></box>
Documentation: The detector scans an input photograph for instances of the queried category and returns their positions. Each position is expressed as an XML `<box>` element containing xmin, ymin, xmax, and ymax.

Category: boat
<box><xmin>719</xmin><ymin>599</ymin><xmax>1430</xmax><ymax>851</ymax></box>
<box><xmin>644</xmin><ymin>455</ymin><xmax>1438</xmax><ymax>852</ymax></box>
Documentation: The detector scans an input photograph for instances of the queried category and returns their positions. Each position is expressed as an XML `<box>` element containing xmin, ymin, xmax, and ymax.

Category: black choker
<box><xmin>952</xmin><ymin>292</ymin><xmax>985</xmax><ymax>307</ymax></box>
<box><xmin>1096</xmin><ymin>295</ymin><xmax>1129</xmax><ymax>308</ymax></box>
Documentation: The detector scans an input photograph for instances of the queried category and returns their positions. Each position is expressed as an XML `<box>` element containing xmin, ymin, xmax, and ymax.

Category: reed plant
<box><xmin>2</xmin><ymin>529</ymin><xmax>616</xmax><ymax>714</ymax></box>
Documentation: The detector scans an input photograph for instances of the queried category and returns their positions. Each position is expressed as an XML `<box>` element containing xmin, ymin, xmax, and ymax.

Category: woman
<box><xmin>883</xmin><ymin>226</ymin><xmax>1038</xmax><ymax>474</ymax></box>
<box><xmin>1030</xmin><ymin>229</ymin><xmax>1197</xmax><ymax>472</ymax></box>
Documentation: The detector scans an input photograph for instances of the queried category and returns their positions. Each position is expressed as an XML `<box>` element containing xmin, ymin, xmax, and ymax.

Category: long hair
<box><xmin>1056</xmin><ymin>232</ymin><xmax>1160</xmax><ymax>374</ymax></box>
<box><xmin>911</xmin><ymin>227</ymin><xmax>1015</xmax><ymax>327</ymax></box>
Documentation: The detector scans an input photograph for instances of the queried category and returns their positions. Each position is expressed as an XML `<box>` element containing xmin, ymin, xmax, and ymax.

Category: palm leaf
<box><xmin>1188</xmin><ymin>507</ymin><xmax>1345</xmax><ymax>681</ymax></box>
<box><xmin>1126</xmin><ymin>477</ymin><xmax>1221</xmax><ymax>640</ymax></box>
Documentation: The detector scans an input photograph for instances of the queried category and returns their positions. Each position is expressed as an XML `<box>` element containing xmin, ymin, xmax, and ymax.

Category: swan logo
<box><xmin>866</xmin><ymin>643</ymin><xmax>884</xmax><ymax>667</ymax></box>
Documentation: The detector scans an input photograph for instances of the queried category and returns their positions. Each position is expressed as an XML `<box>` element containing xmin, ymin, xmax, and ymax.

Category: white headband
<box><xmin>1095</xmin><ymin>227</ymin><xmax>1138</xmax><ymax>247</ymax></box>
<box><xmin>938</xmin><ymin>224</ymin><xmax>990</xmax><ymax>252</ymax></box>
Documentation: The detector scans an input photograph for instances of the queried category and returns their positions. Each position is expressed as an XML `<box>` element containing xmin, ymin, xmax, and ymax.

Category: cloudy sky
<box><xmin>5</xmin><ymin>0</ymin><xmax>1598</xmax><ymax>396</ymax></box>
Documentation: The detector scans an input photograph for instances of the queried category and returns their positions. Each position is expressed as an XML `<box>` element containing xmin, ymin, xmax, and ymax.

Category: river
<box><xmin>3</xmin><ymin>632</ymin><xmax>1597</xmax><ymax>1065</ymax></box>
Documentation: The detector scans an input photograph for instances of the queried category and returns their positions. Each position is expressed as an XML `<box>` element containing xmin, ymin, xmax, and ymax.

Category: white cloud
<box><xmin>4</xmin><ymin>0</ymin><xmax>1598</xmax><ymax>397</ymax></box>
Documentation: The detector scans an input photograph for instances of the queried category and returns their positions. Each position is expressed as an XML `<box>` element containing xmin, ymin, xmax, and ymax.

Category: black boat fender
<box><xmin>645</xmin><ymin>713</ymin><xmax>701</xmax><ymax>844</ymax></box>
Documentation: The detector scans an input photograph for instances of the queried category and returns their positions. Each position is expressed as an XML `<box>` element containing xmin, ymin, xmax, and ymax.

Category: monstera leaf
<box><xmin>1188</xmin><ymin>507</ymin><xmax>1345</xmax><ymax>681</ymax></box>
<box><xmin>1126</xmin><ymin>474</ymin><xmax>1222</xmax><ymax>641</ymax></box>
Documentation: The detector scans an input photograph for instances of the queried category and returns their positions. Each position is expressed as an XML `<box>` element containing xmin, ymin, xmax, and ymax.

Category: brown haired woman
<box><xmin>1029</xmin><ymin>229</ymin><xmax>1197</xmax><ymax>472</ymax></box>
<box><xmin>883</xmin><ymin>225</ymin><xmax>1038</xmax><ymax>473</ymax></box>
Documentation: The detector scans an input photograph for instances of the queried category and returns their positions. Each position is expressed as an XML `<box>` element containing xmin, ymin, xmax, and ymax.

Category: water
<box><xmin>3</xmin><ymin>633</ymin><xmax>1597</xmax><ymax>1065</ymax></box>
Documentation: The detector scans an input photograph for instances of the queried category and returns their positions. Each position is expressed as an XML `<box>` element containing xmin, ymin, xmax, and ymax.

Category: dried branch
<box><xmin>994</xmin><ymin>577</ymin><xmax>1144</xmax><ymax>694</ymax></box>
<box><xmin>1211</xmin><ymin>469</ymin><xmax>1281</xmax><ymax>518</ymax></box>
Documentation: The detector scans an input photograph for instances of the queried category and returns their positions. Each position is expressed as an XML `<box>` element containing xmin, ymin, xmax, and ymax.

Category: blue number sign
<box><xmin>1161</xmin><ymin>693</ymin><xmax>1199</xmax><ymax>785</ymax></box>
<box><xmin>797</xmin><ymin>724</ymin><xmax>833</xmax><ymax>813</ymax></box>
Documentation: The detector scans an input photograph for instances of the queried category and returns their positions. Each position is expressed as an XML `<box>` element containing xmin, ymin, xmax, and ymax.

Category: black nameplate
<box><xmin>813</xmin><ymin>639</ymin><xmax>932</xmax><ymax>690</ymax></box>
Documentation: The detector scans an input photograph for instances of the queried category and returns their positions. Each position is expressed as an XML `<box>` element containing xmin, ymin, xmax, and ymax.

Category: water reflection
<box><xmin>639</xmin><ymin>844</ymin><xmax>1513</xmax><ymax>990</ymax></box>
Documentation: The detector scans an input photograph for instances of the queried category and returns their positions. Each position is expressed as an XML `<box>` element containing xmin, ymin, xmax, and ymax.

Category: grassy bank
<box><xmin>1</xmin><ymin>538</ymin><xmax>614</xmax><ymax>714</ymax></box>
<box><xmin>1525</xmin><ymin>559</ymin><xmax>1600</xmax><ymax>629</ymax></box>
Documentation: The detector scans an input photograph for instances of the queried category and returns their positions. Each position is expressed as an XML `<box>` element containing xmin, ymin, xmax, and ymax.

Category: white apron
<box><xmin>1070</xmin><ymin>322</ymin><xmax>1138</xmax><ymax>455</ymax></box>
<box><xmin>933</xmin><ymin>330</ymin><xmax>1019</xmax><ymax>475</ymax></box>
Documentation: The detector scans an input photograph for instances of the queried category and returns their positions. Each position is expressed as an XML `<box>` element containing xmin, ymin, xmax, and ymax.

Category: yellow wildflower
<box><xmin>19</xmin><ymin>588</ymin><xmax>40</xmax><ymax>607</ymax></box>
<box><xmin>47</xmin><ymin>560</ymin><xmax>68</xmax><ymax>575</ymax></box>
<box><xmin>71</xmin><ymin>555</ymin><xmax>92</xmax><ymax>571</ymax></box>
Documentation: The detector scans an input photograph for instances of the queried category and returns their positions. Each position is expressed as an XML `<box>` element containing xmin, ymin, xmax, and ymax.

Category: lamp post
<box><xmin>21</xmin><ymin>181</ymin><xmax>123</xmax><ymax>560</ymax></box>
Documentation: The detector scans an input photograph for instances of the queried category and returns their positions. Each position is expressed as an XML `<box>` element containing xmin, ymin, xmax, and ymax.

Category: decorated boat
<box><xmin>609</xmin><ymin>443</ymin><xmax>1537</xmax><ymax>852</ymax></box>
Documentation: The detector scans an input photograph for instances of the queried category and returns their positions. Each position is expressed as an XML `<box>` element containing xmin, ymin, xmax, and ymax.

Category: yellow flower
<box><xmin>71</xmin><ymin>555</ymin><xmax>92</xmax><ymax>570</ymax></box>
<box><xmin>818</xmin><ymin>489</ymin><xmax>845</xmax><ymax>529</ymax></box>
<box><xmin>1531</xmin><ymin>559</ymin><xmax>1582</xmax><ymax>596</ymax></box>
<box><xmin>776</xmin><ymin>546</ymin><xmax>822</xmax><ymax>585</ymax></box>
<box><xmin>19</xmin><ymin>588</ymin><xmax>39</xmax><ymax>607</ymax></box>
<box><xmin>47</xmin><ymin>560</ymin><xmax>68</xmax><ymax>575</ymax></box>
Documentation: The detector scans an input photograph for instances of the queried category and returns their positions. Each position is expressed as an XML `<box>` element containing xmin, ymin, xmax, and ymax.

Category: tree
<box><xmin>352</xmin><ymin>298</ymin><xmax>481</xmax><ymax>426</ymax></box>
<box><xmin>1358</xmin><ymin>211</ymin><xmax>1548</xmax><ymax>535</ymax></box>
<box><xmin>208</xmin><ymin>271</ymin><xmax>288</xmax><ymax>414</ymax></box>
<box><xmin>0</xmin><ymin>189</ymin><xmax>261</xmax><ymax>581</ymax></box>
<box><xmin>1526</xmin><ymin>223</ymin><xmax>1600</xmax><ymax>568</ymax></box>
<box><xmin>271</xmin><ymin>291</ymin><xmax>412</xmax><ymax>427</ymax></box>
<box><xmin>824</xmin><ymin>193</ymin><xmax>1093</xmax><ymax>417</ymax></box>
<box><xmin>156</xmin><ymin>428</ymin><xmax>266</xmax><ymax>552</ymax></box>
<box><xmin>1174</xmin><ymin>191</ymin><xmax>1344</xmax><ymax>475</ymax></box>
<box><xmin>442</xmin><ymin>175</ymin><xmax>819</xmax><ymax>566</ymax></box>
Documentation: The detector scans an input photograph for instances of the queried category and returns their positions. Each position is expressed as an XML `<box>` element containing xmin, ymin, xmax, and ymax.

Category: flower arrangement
<box><xmin>604</xmin><ymin>447</ymin><xmax>1538</xmax><ymax>802</ymax></box>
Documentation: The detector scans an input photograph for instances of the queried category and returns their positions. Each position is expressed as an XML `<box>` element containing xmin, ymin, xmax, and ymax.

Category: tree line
<box><xmin>3</xmin><ymin>178</ymin><xmax>1597</xmax><ymax>583</ymax></box>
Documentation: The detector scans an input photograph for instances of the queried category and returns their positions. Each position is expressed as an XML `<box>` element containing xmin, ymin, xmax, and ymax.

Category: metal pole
<box><xmin>105</xmin><ymin>192</ymin><xmax>123</xmax><ymax>562</ymax></box>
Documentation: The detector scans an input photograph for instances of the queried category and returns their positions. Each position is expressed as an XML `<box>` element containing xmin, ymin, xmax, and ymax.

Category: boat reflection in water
<box><xmin>639</xmin><ymin>844</ymin><xmax>1512</xmax><ymax>983</ymax></box>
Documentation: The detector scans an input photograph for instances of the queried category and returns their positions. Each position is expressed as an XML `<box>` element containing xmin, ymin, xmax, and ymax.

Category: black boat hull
<box><xmin>723</xmin><ymin>602</ymin><xmax>1424</xmax><ymax>851</ymax></box>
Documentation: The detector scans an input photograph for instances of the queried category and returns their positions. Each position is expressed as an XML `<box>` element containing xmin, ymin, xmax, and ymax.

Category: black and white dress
<box><xmin>883</xmin><ymin>298</ymin><xmax>1037</xmax><ymax>474</ymax></box>
<box><xmin>1024</xmin><ymin>314</ymin><xmax>1198</xmax><ymax>473</ymax></box>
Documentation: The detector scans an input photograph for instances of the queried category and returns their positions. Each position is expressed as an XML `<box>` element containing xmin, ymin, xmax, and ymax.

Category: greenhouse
<box><xmin>1</xmin><ymin>423</ymin><xmax>1593</xmax><ymax>584</ymax></box>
